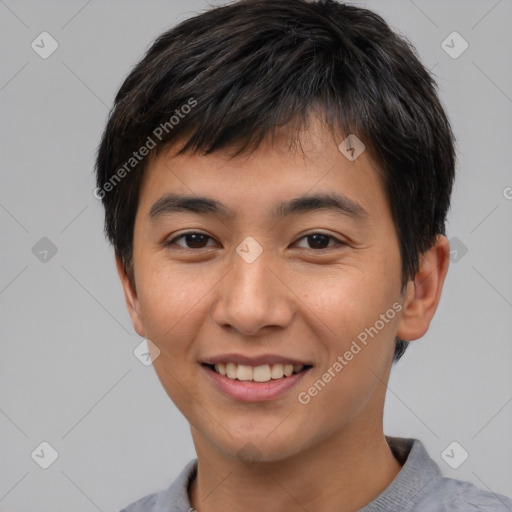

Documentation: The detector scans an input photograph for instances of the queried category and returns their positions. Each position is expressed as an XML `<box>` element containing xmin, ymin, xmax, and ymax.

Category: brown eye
<box><xmin>167</xmin><ymin>232</ymin><xmax>215</xmax><ymax>249</ymax></box>
<box><xmin>295</xmin><ymin>233</ymin><xmax>345</xmax><ymax>250</ymax></box>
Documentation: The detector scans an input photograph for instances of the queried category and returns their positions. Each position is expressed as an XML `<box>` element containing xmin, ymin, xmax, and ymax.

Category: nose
<box><xmin>211</xmin><ymin>245</ymin><xmax>295</xmax><ymax>336</ymax></box>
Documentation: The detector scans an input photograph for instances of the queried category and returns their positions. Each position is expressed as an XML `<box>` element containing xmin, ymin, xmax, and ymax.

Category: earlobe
<box><xmin>396</xmin><ymin>235</ymin><xmax>450</xmax><ymax>342</ymax></box>
<box><xmin>115</xmin><ymin>255</ymin><xmax>145</xmax><ymax>337</ymax></box>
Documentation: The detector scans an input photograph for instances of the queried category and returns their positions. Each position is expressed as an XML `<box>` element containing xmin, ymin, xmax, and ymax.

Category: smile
<box><xmin>206</xmin><ymin>362</ymin><xmax>310</xmax><ymax>382</ymax></box>
<box><xmin>201</xmin><ymin>361</ymin><xmax>313</xmax><ymax>402</ymax></box>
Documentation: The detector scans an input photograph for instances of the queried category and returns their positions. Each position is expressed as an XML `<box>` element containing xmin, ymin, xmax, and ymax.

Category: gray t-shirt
<box><xmin>120</xmin><ymin>437</ymin><xmax>512</xmax><ymax>511</ymax></box>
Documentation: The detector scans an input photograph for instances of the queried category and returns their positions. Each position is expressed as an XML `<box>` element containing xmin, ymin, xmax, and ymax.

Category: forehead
<box><xmin>137</xmin><ymin>121</ymin><xmax>388</xmax><ymax>225</ymax></box>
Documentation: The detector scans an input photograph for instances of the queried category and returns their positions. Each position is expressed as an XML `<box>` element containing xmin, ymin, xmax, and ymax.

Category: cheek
<box><xmin>297</xmin><ymin>322</ymin><xmax>396</xmax><ymax>438</ymax></box>
<box><xmin>136</xmin><ymin>263</ymin><xmax>204</xmax><ymax>355</ymax></box>
<box><xmin>298</xmin><ymin>269</ymin><xmax>400</xmax><ymax>420</ymax></box>
<box><xmin>326</xmin><ymin>272</ymin><xmax>400</xmax><ymax>379</ymax></box>
<box><xmin>137</xmin><ymin>267</ymin><xmax>207</xmax><ymax>412</ymax></box>
<box><xmin>302</xmin><ymin>260</ymin><xmax>398</xmax><ymax>336</ymax></box>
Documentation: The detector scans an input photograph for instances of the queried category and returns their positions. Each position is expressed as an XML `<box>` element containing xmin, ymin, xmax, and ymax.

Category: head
<box><xmin>95</xmin><ymin>0</ymin><xmax>454</xmax><ymax>462</ymax></box>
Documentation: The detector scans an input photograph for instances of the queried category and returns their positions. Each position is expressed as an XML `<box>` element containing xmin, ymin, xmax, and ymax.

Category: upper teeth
<box><xmin>214</xmin><ymin>363</ymin><xmax>305</xmax><ymax>382</ymax></box>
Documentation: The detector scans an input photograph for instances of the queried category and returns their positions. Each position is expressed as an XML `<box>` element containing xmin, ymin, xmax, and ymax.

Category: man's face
<box><xmin>124</xmin><ymin>121</ymin><xmax>406</xmax><ymax>462</ymax></box>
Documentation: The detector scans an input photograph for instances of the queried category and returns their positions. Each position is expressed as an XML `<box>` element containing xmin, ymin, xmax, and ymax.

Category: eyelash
<box><xmin>165</xmin><ymin>231</ymin><xmax>346</xmax><ymax>251</ymax></box>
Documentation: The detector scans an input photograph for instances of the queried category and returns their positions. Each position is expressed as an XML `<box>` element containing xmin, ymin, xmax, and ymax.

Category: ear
<box><xmin>115</xmin><ymin>255</ymin><xmax>145</xmax><ymax>337</ymax></box>
<box><xmin>396</xmin><ymin>234</ymin><xmax>450</xmax><ymax>341</ymax></box>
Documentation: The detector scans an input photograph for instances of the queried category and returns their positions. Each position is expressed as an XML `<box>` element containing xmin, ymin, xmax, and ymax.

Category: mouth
<box><xmin>202</xmin><ymin>362</ymin><xmax>313</xmax><ymax>383</ymax></box>
<box><xmin>201</xmin><ymin>362</ymin><xmax>313</xmax><ymax>402</ymax></box>
<box><xmin>200</xmin><ymin>353</ymin><xmax>314</xmax><ymax>401</ymax></box>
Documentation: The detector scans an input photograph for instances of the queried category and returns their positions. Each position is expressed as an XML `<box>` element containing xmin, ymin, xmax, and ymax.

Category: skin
<box><xmin>117</xmin><ymin>117</ymin><xmax>450</xmax><ymax>512</ymax></box>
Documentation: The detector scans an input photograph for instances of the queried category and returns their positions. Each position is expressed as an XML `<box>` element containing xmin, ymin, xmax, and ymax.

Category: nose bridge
<box><xmin>212</xmin><ymin>238</ymin><xmax>293</xmax><ymax>335</ymax></box>
<box><xmin>232</xmin><ymin>242</ymin><xmax>273</xmax><ymax>300</ymax></box>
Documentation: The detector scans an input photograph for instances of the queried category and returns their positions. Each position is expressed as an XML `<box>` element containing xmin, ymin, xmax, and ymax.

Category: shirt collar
<box><xmin>359</xmin><ymin>436</ymin><xmax>442</xmax><ymax>512</ymax></box>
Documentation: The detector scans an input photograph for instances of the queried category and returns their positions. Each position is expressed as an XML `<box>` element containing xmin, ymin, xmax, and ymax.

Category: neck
<box><xmin>189</xmin><ymin>423</ymin><xmax>401</xmax><ymax>512</ymax></box>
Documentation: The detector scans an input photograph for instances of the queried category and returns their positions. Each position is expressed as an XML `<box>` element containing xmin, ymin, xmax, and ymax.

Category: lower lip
<box><xmin>201</xmin><ymin>364</ymin><xmax>311</xmax><ymax>402</ymax></box>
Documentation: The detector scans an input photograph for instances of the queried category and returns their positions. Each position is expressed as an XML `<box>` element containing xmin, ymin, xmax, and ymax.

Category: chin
<box><xmin>212</xmin><ymin>430</ymin><xmax>307</xmax><ymax>465</ymax></box>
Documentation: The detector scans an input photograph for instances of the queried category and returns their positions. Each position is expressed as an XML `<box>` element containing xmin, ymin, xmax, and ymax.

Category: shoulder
<box><xmin>119</xmin><ymin>491</ymin><xmax>160</xmax><ymax>512</ymax></box>
<box><xmin>368</xmin><ymin>437</ymin><xmax>512</xmax><ymax>512</ymax></box>
<box><xmin>119</xmin><ymin>487</ymin><xmax>177</xmax><ymax>512</ymax></box>
<box><xmin>118</xmin><ymin>459</ymin><xmax>198</xmax><ymax>512</ymax></box>
<box><xmin>415</xmin><ymin>475</ymin><xmax>512</xmax><ymax>511</ymax></box>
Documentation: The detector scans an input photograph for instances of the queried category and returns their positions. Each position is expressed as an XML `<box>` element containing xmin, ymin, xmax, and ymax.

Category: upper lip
<box><xmin>201</xmin><ymin>353</ymin><xmax>313</xmax><ymax>367</ymax></box>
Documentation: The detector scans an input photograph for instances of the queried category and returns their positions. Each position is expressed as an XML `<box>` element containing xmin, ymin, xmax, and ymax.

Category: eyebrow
<box><xmin>149</xmin><ymin>192</ymin><xmax>368</xmax><ymax>222</ymax></box>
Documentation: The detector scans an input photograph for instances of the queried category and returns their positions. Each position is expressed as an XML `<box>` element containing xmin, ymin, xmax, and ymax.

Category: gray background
<box><xmin>1</xmin><ymin>0</ymin><xmax>511</xmax><ymax>510</ymax></box>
